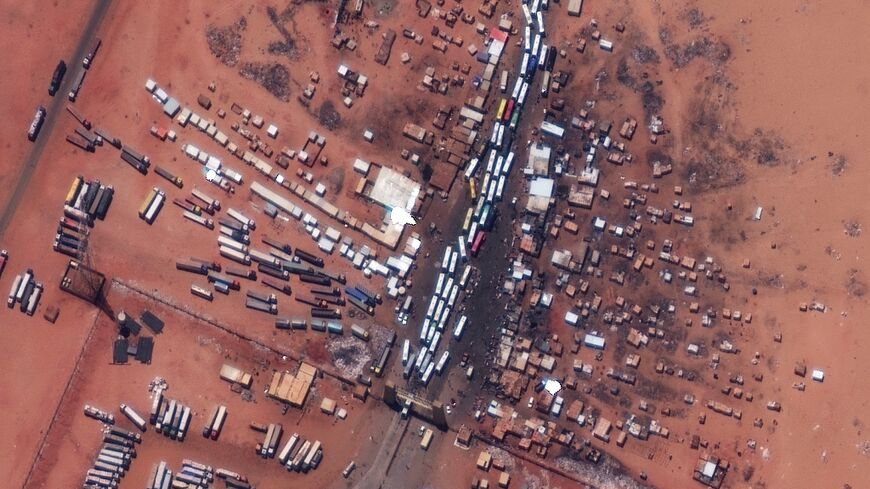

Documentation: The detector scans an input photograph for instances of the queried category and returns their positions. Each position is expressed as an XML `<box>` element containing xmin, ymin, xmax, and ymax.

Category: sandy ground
<box><xmin>2</xmin><ymin>0</ymin><xmax>870</xmax><ymax>488</ymax></box>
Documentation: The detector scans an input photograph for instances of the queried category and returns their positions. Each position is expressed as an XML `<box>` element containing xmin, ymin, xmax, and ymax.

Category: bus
<box><xmin>503</xmin><ymin>99</ymin><xmax>515</xmax><ymax>122</ymax></box>
<box><xmin>454</xmin><ymin>315</ymin><xmax>468</xmax><ymax>340</ymax></box>
<box><xmin>485</xmin><ymin>149</ymin><xmax>497</xmax><ymax>174</ymax></box>
<box><xmin>459</xmin><ymin>266</ymin><xmax>472</xmax><ymax>288</ymax></box>
<box><xmin>420</xmin><ymin>319</ymin><xmax>430</xmax><ymax>343</ymax></box>
<box><xmin>471</xmin><ymin>231</ymin><xmax>486</xmax><ymax>256</ymax></box>
<box><xmin>518</xmin><ymin>82</ymin><xmax>529</xmax><ymax>106</ymax></box>
<box><xmin>489</xmin><ymin>121</ymin><xmax>501</xmax><ymax>145</ymax></box>
<box><xmin>496</xmin><ymin>98</ymin><xmax>507</xmax><ymax>120</ymax></box>
<box><xmin>468</xmin><ymin>178</ymin><xmax>477</xmax><ymax>199</ymax></box>
<box><xmin>462</xmin><ymin>208</ymin><xmax>474</xmax><ymax>232</ymax></box>
<box><xmin>523</xmin><ymin>26</ymin><xmax>531</xmax><ymax>52</ymax></box>
<box><xmin>496</xmin><ymin>175</ymin><xmax>506</xmax><ymax>201</ymax></box>
<box><xmin>447</xmin><ymin>283</ymin><xmax>460</xmax><ymax>308</ymax></box>
<box><xmin>457</xmin><ymin>238</ymin><xmax>468</xmax><ymax>261</ymax></box>
<box><xmin>503</xmin><ymin>152</ymin><xmax>516</xmax><ymax>175</ymax></box>
<box><xmin>463</xmin><ymin>157</ymin><xmax>480</xmax><ymax>180</ymax></box>
<box><xmin>522</xmin><ymin>4</ymin><xmax>532</xmax><ymax>25</ymax></box>
<box><xmin>402</xmin><ymin>339</ymin><xmax>411</xmax><ymax>365</ymax></box>
<box><xmin>511</xmin><ymin>77</ymin><xmax>523</xmax><ymax>100</ymax></box>
<box><xmin>509</xmin><ymin>109</ymin><xmax>520</xmax><ymax>130</ymax></box>
<box><xmin>520</xmin><ymin>52</ymin><xmax>529</xmax><ymax>78</ymax></box>
<box><xmin>467</xmin><ymin>222</ymin><xmax>479</xmax><ymax>245</ymax></box>
<box><xmin>435</xmin><ymin>351</ymin><xmax>450</xmax><ymax>375</ymax></box>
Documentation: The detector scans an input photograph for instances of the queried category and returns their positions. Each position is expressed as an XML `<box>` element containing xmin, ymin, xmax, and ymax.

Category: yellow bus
<box><xmin>462</xmin><ymin>207</ymin><xmax>474</xmax><ymax>233</ymax></box>
<box><xmin>468</xmin><ymin>178</ymin><xmax>477</xmax><ymax>199</ymax></box>
<box><xmin>496</xmin><ymin>98</ymin><xmax>507</xmax><ymax>120</ymax></box>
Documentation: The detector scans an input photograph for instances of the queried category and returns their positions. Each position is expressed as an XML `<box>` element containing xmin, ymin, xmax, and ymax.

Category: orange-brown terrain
<box><xmin>1</xmin><ymin>1</ymin><xmax>868</xmax><ymax>489</ymax></box>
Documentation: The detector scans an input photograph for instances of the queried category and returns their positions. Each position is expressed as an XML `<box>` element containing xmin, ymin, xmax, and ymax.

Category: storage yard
<box><xmin>2</xmin><ymin>1</ymin><xmax>870</xmax><ymax>489</ymax></box>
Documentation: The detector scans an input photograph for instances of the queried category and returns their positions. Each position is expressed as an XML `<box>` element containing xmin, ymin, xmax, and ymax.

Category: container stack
<box><xmin>6</xmin><ymin>268</ymin><xmax>43</xmax><ymax>316</ymax></box>
<box><xmin>80</xmin><ymin>427</ymin><xmax>139</xmax><ymax>488</ymax></box>
<box><xmin>55</xmin><ymin>175</ymin><xmax>113</xmax><ymax>258</ymax></box>
<box><xmin>148</xmin><ymin>387</ymin><xmax>193</xmax><ymax>441</ymax></box>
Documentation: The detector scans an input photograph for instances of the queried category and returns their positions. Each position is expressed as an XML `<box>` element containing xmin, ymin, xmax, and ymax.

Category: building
<box><xmin>526</xmin><ymin>143</ymin><xmax>551</xmax><ymax>176</ymax></box>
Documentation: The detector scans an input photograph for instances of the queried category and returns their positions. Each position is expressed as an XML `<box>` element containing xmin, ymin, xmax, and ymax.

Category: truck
<box><xmin>83</xmin><ymin>37</ymin><xmax>102</xmax><ymax>68</ymax></box>
<box><xmin>155</xmin><ymin>166</ymin><xmax>183</xmax><ymax>188</ymax></box>
<box><xmin>68</xmin><ymin>68</ymin><xmax>86</xmax><ymax>101</ymax></box>
<box><xmin>49</xmin><ymin>60</ymin><xmax>66</xmax><ymax>96</ymax></box>
<box><xmin>119</xmin><ymin>403</ymin><xmax>147</xmax><ymax>432</ymax></box>
<box><xmin>351</xmin><ymin>323</ymin><xmax>370</xmax><ymax>341</ymax></box>
<box><xmin>27</xmin><ymin>106</ymin><xmax>47</xmax><ymax>141</ymax></box>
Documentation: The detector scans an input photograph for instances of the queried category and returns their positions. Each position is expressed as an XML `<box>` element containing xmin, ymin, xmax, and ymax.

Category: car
<box><xmin>527</xmin><ymin>397</ymin><xmax>535</xmax><ymax>408</ymax></box>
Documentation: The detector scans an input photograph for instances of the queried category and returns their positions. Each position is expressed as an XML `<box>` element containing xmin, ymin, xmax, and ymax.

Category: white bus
<box><xmin>496</xmin><ymin>175</ymin><xmax>506</xmax><ymax>201</ymax></box>
<box><xmin>459</xmin><ymin>266</ymin><xmax>472</xmax><ymax>288</ymax></box>
<box><xmin>402</xmin><ymin>339</ymin><xmax>411</xmax><ymax>365</ymax></box>
<box><xmin>522</xmin><ymin>4</ymin><xmax>532</xmax><ymax>25</ymax></box>
<box><xmin>457</xmin><ymin>238</ymin><xmax>468</xmax><ymax>261</ymax></box>
<box><xmin>454</xmin><ymin>315</ymin><xmax>468</xmax><ymax>340</ymax></box>
<box><xmin>463</xmin><ymin>157</ymin><xmax>480</xmax><ymax>180</ymax></box>
<box><xmin>435</xmin><ymin>351</ymin><xmax>450</xmax><ymax>375</ymax></box>
<box><xmin>503</xmin><ymin>151</ymin><xmax>515</xmax><ymax>175</ymax></box>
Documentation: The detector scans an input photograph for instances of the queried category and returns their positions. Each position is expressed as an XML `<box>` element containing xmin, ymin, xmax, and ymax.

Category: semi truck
<box><xmin>49</xmin><ymin>60</ymin><xmax>66</xmax><ymax>95</ymax></box>
<box><xmin>27</xmin><ymin>106</ymin><xmax>47</xmax><ymax>141</ymax></box>
<box><xmin>68</xmin><ymin>68</ymin><xmax>86</xmax><ymax>101</ymax></box>
<box><xmin>83</xmin><ymin>37</ymin><xmax>102</xmax><ymax>68</ymax></box>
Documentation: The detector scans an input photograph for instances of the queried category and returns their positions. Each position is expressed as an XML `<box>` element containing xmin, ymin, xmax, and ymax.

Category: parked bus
<box><xmin>454</xmin><ymin>315</ymin><xmax>468</xmax><ymax>340</ymax></box>
<box><xmin>471</xmin><ymin>231</ymin><xmax>486</xmax><ymax>256</ymax></box>
<box><xmin>462</xmin><ymin>208</ymin><xmax>474</xmax><ymax>233</ymax></box>
<box><xmin>463</xmin><ymin>157</ymin><xmax>480</xmax><ymax>180</ymax></box>
<box><xmin>496</xmin><ymin>99</ymin><xmax>507</xmax><ymax>120</ymax></box>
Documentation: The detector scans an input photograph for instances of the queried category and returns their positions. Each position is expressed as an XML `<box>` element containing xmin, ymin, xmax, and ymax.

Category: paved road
<box><xmin>0</xmin><ymin>0</ymin><xmax>114</xmax><ymax>239</ymax></box>
<box><xmin>354</xmin><ymin>413</ymin><xmax>409</xmax><ymax>489</ymax></box>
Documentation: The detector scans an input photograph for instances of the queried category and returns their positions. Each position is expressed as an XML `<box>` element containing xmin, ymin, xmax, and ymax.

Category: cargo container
<box><xmin>95</xmin><ymin>186</ymin><xmax>114</xmax><ymax>220</ymax></box>
<box><xmin>49</xmin><ymin>60</ymin><xmax>66</xmax><ymax>96</ymax></box>
<box><xmin>278</xmin><ymin>433</ymin><xmax>300</xmax><ymax>464</ymax></box>
<box><xmin>143</xmin><ymin>191</ymin><xmax>164</xmax><ymax>224</ymax></box>
<box><xmin>138</xmin><ymin>188</ymin><xmax>158</xmax><ymax>219</ymax></box>
<box><xmin>347</xmin><ymin>295</ymin><xmax>373</xmax><ymax>315</ymax></box>
<box><xmin>211</xmin><ymin>405</ymin><xmax>227</xmax><ymax>440</ymax></box>
<box><xmin>27</xmin><ymin>106</ymin><xmax>46</xmax><ymax>141</ymax></box>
